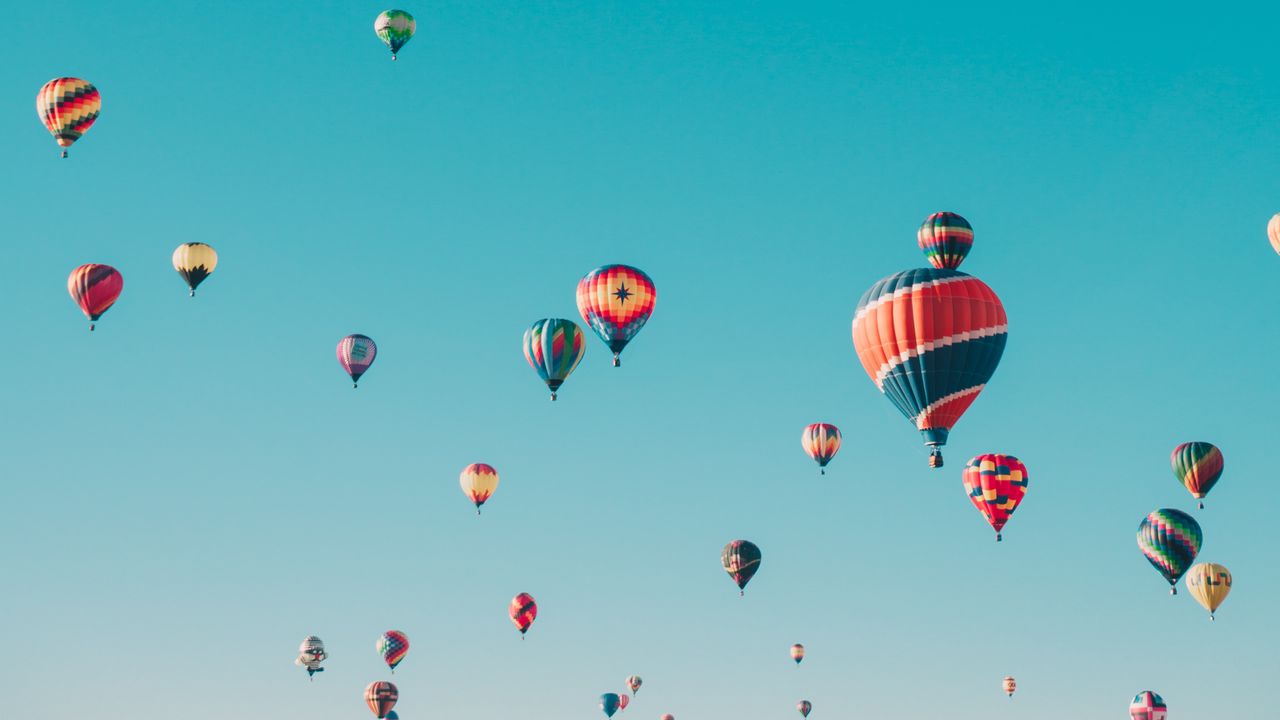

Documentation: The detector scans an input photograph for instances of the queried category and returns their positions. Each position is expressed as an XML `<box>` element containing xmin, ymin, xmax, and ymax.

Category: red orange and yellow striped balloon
<box><xmin>800</xmin><ymin>423</ymin><xmax>841</xmax><ymax>474</ymax></box>
<box><xmin>576</xmin><ymin>264</ymin><xmax>656</xmax><ymax>366</ymax></box>
<box><xmin>37</xmin><ymin>78</ymin><xmax>101</xmax><ymax>157</ymax></box>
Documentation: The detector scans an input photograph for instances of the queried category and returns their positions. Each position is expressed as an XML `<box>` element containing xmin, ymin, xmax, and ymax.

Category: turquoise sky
<box><xmin>3</xmin><ymin>2</ymin><xmax>1278</xmax><ymax>718</ymax></box>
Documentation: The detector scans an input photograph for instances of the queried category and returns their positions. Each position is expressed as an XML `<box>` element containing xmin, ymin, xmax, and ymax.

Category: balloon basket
<box><xmin>61</xmin><ymin>150</ymin><xmax>68</xmax><ymax>158</ymax></box>
<box><xmin>612</xmin><ymin>355</ymin><xmax>620</xmax><ymax>367</ymax></box>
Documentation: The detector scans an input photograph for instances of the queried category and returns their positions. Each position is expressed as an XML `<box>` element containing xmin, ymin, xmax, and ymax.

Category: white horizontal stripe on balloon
<box><xmin>873</xmin><ymin>324</ymin><xmax>1008</xmax><ymax>386</ymax></box>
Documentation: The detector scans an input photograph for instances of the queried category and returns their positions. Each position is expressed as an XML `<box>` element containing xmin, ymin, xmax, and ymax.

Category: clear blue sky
<box><xmin>2</xmin><ymin>2</ymin><xmax>1277</xmax><ymax>718</ymax></box>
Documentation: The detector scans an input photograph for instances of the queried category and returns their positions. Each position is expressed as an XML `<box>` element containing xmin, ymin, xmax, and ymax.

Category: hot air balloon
<box><xmin>36</xmin><ymin>78</ymin><xmax>100</xmax><ymax>158</ymax></box>
<box><xmin>337</xmin><ymin>334</ymin><xmax>377</xmax><ymax>388</ymax></box>
<box><xmin>1269</xmin><ymin>213</ymin><xmax>1280</xmax><ymax>255</ymax></box>
<box><xmin>801</xmin><ymin>424</ymin><xmax>841</xmax><ymax>475</ymax></box>
<box><xmin>626</xmin><ymin>676</ymin><xmax>642</xmax><ymax>694</ymax></box>
<box><xmin>661</xmin><ymin>715</ymin><xmax>674</xmax><ymax>720</ymax></box>
<box><xmin>365</xmin><ymin>681</ymin><xmax>398</xmax><ymax>719</ymax></box>
<box><xmin>1185</xmin><ymin>562</ymin><xmax>1232</xmax><ymax>620</ymax></box>
<box><xmin>790</xmin><ymin>644</ymin><xmax>805</xmax><ymax>665</ymax></box>
<box><xmin>1129</xmin><ymin>691</ymin><xmax>1167</xmax><ymax>720</ymax></box>
<box><xmin>575</xmin><ymin>264</ymin><xmax>656</xmax><ymax>367</ymax></box>
<box><xmin>962</xmin><ymin>454</ymin><xmax>1029</xmax><ymax>541</ymax></box>
<box><xmin>460</xmin><ymin>463</ymin><xmax>499</xmax><ymax>514</ymax></box>
<box><xmin>852</xmin><ymin>264</ymin><xmax>1007</xmax><ymax>468</ymax></box>
<box><xmin>386</xmin><ymin>713</ymin><xmax>398</xmax><ymax>720</ymax></box>
<box><xmin>917</xmin><ymin>212</ymin><xmax>974</xmax><ymax>270</ymax></box>
<box><xmin>374</xmin><ymin>10</ymin><xmax>416</xmax><ymax>59</ymax></box>
<box><xmin>600</xmin><ymin>693</ymin><xmax>621</xmax><ymax>718</ymax></box>
<box><xmin>377</xmin><ymin>630</ymin><xmax>409</xmax><ymax>672</ymax></box>
<box><xmin>618</xmin><ymin>694</ymin><xmax>630</xmax><ymax>712</ymax></box>
<box><xmin>797</xmin><ymin>700</ymin><xmax>812</xmax><ymax>718</ymax></box>
<box><xmin>510</xmin><ymin>592</ymin><xmax>537</xmax><ymax>638</ymax></box>
<box><xmin>1003</xmin><ymin>676</ymin><xmax>1016</xmax><ymax>697</ymax></box>
<box><xmin>295</xmin><ymin>636</ymin><xmax>327</xmax><ymax>679</ymax></box>
<box><xmin>1137</xmin><ymin>509</ymin><xmax>1202</xmax><ymax>595</ymax></box>
<box><xmin>68</xmin><ymin>264</ymin><xmax>123</xmax><ymax>331</ymax></box>
<box><xmin>722</xmin><ymin>540</ymin><xmax>762</xmax><ymax>596</ymax></box>
<box><xmin>523</xmin><ymin>318</ymin><xmax>586</xmax><ymax>400</ymax></box>
<box><xmin>1171</xmin><ymin>442</ymin><xmax>1223</xmax><ymax>509</ymax></box>
<box><xmin>172</xmin><ymin>243</ymin><xmax>218</xmax><ymax>297</ymax></box>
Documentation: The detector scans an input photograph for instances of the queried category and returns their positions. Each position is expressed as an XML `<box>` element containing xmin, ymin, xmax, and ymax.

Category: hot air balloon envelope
<box><xmin>365</xmin><ymin>681</ymin><xmax>399</xmax><ymax>718</ymax></box>
<box><xmin>68</xmin><ymin>263</ymin><xmax>123</xmax><ymax>330</ymax></box>
<box><xmin>374</xmin><ymin>10</ymin><xmax>416</xmax><ymax>58</ymax></box>
<box><xmin>1129</xmin><ymin>691</ymin><xmax>1167</xmax><ymax>720</ymax></box>
<box><xmin>510</xmin><ymin>592</ymin><xmax>538</xmax><ymax>635</ymax></box>
<box><xmin>576</xmin><ymin>264</ymin><xmax>656</xmax><ymax>366</ymax></box>
<box><xmin>1137</xmin><ymin>509</ymin><xmax>1202</xmax><ymax>594</ymax></box>
<box><xmin>377</xmin><ymin>630</ymin><xmax>409</xmax><ymax>671</ymax></box>
<box><xmin>1185</xmin><ymin>562</ymin><xmax>1232</xmax><ymax>619</ymax></box>
<box><xmin>722</xmin><ymin>540</ymin><xmax>762</xmax><ymax>594</ymax></box>
<box><xmin>37</xmin><ymin>78</ymin><xmax>100</xmax><ymax>156</ymax></box>
<box><xmin>962</xmin><ymin>454</ymin><xmax>1029</xmax><ymax>540</ymax></box>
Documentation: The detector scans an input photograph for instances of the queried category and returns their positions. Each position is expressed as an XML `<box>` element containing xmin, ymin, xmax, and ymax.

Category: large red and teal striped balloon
<box><xmin>1136</xmin><ymin>509</ymin><xmax>1202</xmax><ymax>594</ymax></box>
<box><xmin>852</xmin><ymin>268</ymin><xmax>1007</xmax><ymax>467</ymax></box>
<box><xmin>68</xmin><ymin>263</ymin><xmax>123</xmax><ymax>331</ymax></box>
<box><xmin>1171</xmin><ymin>442</ymin><xmax>1223</xmax><ymax>509</ymax></box>
<box><xmin>917</xmin><ymin>212</ymin><xmax>973</xmax><ymax>269</ymax></box>
<box><xmin>523</xmin><ymin>319</ymin><xmax>586</xmax><ymax>401</ymax></box>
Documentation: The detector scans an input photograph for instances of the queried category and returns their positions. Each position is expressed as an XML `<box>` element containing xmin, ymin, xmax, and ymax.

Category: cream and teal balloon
<box><xmin>375</xmin><ymin>10</ymin><xmax>416</xmax><ymax>60</ymax></box>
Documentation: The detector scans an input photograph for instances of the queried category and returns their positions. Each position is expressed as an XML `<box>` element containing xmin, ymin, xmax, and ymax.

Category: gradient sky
<box><xmin>3</xmin><ymin>2</ymin><xmax>1278</xmax><ymax>718</ymax></box>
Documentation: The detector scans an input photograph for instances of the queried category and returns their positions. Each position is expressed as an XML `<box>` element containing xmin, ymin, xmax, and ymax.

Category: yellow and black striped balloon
<box><xmin>172</xmin><ymin>243</ymin><xmax>218</xmax><ymax>297</ymax></box>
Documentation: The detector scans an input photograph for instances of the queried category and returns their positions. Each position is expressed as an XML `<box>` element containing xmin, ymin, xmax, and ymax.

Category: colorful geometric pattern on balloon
<box><xmin>68</xmin><ymin>264</ymin><xmax>123</xmax><ymax>321</ymax></box>
<box><xmin>917</xmin><ymin>212</ymin><xmax>973</xmax><ymax>269</ymax></box>
<box><xmin>523</xmin><ymin>319</ymin><xmax>586</xmax><ymax>394</ymax></box>
<box><xmin>626</xmin><ymin>675</ymin><xmax>642</xmax><ymax>694</ymax></box>
<box><xmin>1129</xmin><ymin>691</ymin><xmax>1167</xmax><ymax>720</ymax></box>
<box><xmin>376</xmin><ymin>631</ymin><xmax>409</xmax><ymax>670</ymax></box>
<box><xmin>962</xmin><ymin>454</ymin><xmax>1029</xmax><ymax>537</ymax></box>
<box><xmin>374</xmin><ymin>10</ymin><xmax>416</xmax><ymax>54</ymax></box>
<box><xmin>510</xmin><ymin>592</ymin><xmax>537</xmax><ymax>634</ymax></box>
<box><xmin>801</xmin><ymin>424</ymin><xmax>841</xmax><ymax>469</ymax></box>
<box><xmin>852</xmin><ymin>268</ymin><xmax>1007</xmax><ymax>448</ymax></box>
<box><xmin>37</xmin><ymin>78</ymin><xmax>100</xmax><ymax>147</ymax></box>
<box><xmin>576</xmin><ymin>264</ymin><xmax>657</xmax><ymax>359</ymax></box>
<box><xmin>365</xmin><ymin>681</ymin><xmax>398</xmax><ymax>718</ymax></box>
<box><xmin>1136</xmin><ymin>509</ymin><xmax>1202</xmax><ymax>588</ymax></box>
<box><xmin>1171</xmin><ymin>442</ymin><xmax>1223</xmax><ymax>501</ymax></box>
<box><xmin>791</xmin><ymin>644</ymin><xmax>805</xmax><ymax>663</ymax></box>
<box><xmin>338</xmin><ymin>334</ymin><xmax>378</xmax><ymax>384</ymax></box>
<box><xmin>721</xmin><ymin>540</ymin><xmax>762</xmax><ymax>591</ymax></box>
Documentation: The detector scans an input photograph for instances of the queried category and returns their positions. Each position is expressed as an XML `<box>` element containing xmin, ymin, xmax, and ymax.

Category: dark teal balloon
<box><xmin>600</xmin><ymin>693</ymin><xmax>621</xmax><ymax>718</ymax></box>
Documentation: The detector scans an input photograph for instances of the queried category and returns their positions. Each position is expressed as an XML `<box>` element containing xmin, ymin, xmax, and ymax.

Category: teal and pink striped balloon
<box><xmin>917</xmin><ymin>211</ymin><xmax>974</xmax><ymax>269</ymax></box>
<box><xmin>523</xmin><ymin>319</ymin><xmax>586</xmax><ymax>401</ymax></box>
<box><xmin>337</xmin><ymin>334</ymin><xmax>377</xmax><ymax>388</ymax></box>
<box><xmin>1171</xmin><ymin>442</ymin><xmax>1223</xmax><ymax>509</ymax></box>
<box><xmin>1136</xmin><ymin>509</ymin><xmax>1202</xmax><ymax>594</ymax></box>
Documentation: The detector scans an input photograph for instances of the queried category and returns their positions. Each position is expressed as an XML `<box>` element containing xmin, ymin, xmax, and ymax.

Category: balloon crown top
<box><xmin>917</xmin><ymin>211</ymin><xmax>973</xmax><ymax>270</ymax></box>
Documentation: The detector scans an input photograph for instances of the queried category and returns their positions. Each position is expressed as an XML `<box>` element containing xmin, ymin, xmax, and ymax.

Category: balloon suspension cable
<box><xmin>612</xmin><ymin>354</ymin><xmax>620</xmax><ymax>367</ymax></box>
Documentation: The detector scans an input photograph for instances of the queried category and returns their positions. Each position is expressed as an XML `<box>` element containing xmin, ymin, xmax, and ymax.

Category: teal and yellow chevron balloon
<box><xmin>375</xmin><ymin>10</ymin><xmax>416</xmax><ymax>60</ymax></box>
<box><xmin>1136</xmin><ymin>508</ymin><xmax>1202</xmax><ymax>595</ymax></box>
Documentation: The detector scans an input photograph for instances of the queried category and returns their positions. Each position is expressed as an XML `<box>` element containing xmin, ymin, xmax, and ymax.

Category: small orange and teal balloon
<box><xmin>37</xmin><ymin>78</ymin><xmax>100</xmax><ymax>158</ymax></box>
<box><xmin>374</xmin><ymin>10</ymin><xmax>416</xmax><ymax>60</ymax></box>
<box><xmin>917</xmin><ymin>212</ymin><xmax>973</xmax><ymax>269</ymax></box>
<box><xmin>1003</xmin><ymin>676</ymin><xmax>1016</xmax><ymax>697</ymax></box>
<box><xmin>365</xmin><ymin>681</ymin><xmax>398</xmax><ymax>719</ymax></box>
<box><xmin>1171</xmin><ymin>442</ymin><xmax>1223</xmax><ymax>509</ymax></box>
<box><xmin>790</xmin><ymin>643</ymin><xmax>805</xmax><ymax>665</ymax></box>
<box><xmin>376</xmin><ymin>630</ymin><xmax>409</xmax><ymax>672</ymax></box>
<box><xmin>801</xmin><ymin>423</ymin><xmax>841</xmax><ymax>475</ymax></box>
<box><xmin>523</xmin><ymin>318</ymin><xmax>586</xmax><ymax>400</ymax></box>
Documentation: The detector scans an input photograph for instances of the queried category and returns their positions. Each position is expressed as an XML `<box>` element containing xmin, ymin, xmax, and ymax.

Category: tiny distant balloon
<box><xmin>365</xmin><ymin>682</ymin><xmax>398</xmax><ymax>718</ymax></box>
<box><xmin>295</xmin><ymin>636</ymin><xmax>326</xmax><ymax>679</ymax></box>
<box><xmin>523</xmin><ymin>318</ymin><xmax>586</xmax><ymax>400</ymax></box>
<box><xmin>1269</xmin><ymin>213</ymin><xmax>1280</xmax><ymax>255</ymax></box>
<box><xmin>661</xmin><ymin>715</ymin><xmax>674</xmax><ymax>720</ymax></box>
<box><xmin>37</xmin><ymin>78</ymin><xmax>100</xmax><ymax>157</ymax></box>
<box><xmin>797</xmin><ymin>700</ymin><xmax>812</xmax><ymax>718</ymax></box>
<box><xmin>1003</xmin><ymin>676</ymin><xmax>1016</xmax><ymax>697</ymax></box>
<box><xmin>510</xmin><ymin>592</ymin><xmax>537</xmax><ymax>637</ymax></box>
<box><xmin>1185</xmin><ymin>562</ymin><xmax>1232</xmax><ymax>620</ymax></box>
<box><xmin>374</xmin><ymin>10</ymin><xmax>416</xmax><ymax>59</ymax></box>
<box><xmin>962</xmin><ymin>454</ymin><xmax>1029</xmax><ymax>541</ymax></box>
<box><xmin>626</xmin><ymin>675</ymin><xmax>642</xmax><ymax>694</ymax></box>
<box><xmin>721</xmin><ymin>540</ymin><xmax>762</xmax><ymax>596</ymax></box>
<box><xmin>386</xmin><ymin>713</ymin><xmax>399</xmax><ymax>720</ymax></box>
<box><xmin>377</xmin><ymin>630</ymin><xmax>409</xmax><ymax>672</ymax></box>
<box><xmin>575</xmin><ymin>264</ymin><xmax>657</xmax><ymax>366</ymax></box>
<box><xmin>1171</xmin><ymin>442</ymin><xmax>1223</xmax><ymax>509</ymax></box>
<box><xmin>790</xmin><ymin>643</ymin><xmax>805</xmax><ymax>664</ymax></box>
<box><xmin>618</xmin><ymin>694</ymin><xmax>630</xmax><ymax>712</ymax></box>
<box><xmin>68</xmin><ymin>263</ymin><xmax>123</xmax><ymax>331</ymax></box>
<box><xmin>1137</xmin><ymin>509</ymin><xmax>1202</xmax><ymax>595</ymax></box>
<box><xmin>172</xmin><ymin>243</ymin><xmax>218</xmax><ymax>297</ymax></box>
<box><xmin>1129</xmin><ymin>691</ymin><xmax>1167</xmax><ymax>720</ymax></box>
<box><xmin>337</xmin><ymin>334</ymin><xmax>377</xmax><ymax>388</ymax></box>
<box><xmin>600</xmin><ymin>693</ymin><xmax>621</xmax><ymax>718</ymax></box>
<box><xmin>801</xmin><ymin>424</ymin><xmax>841</xmax><ymax>475</ymax></box>
<box><xmin>460</xmin><ymin>463</ymin><xmax>499</xmax><ymax>514</ymax></box>
<box><xmin>917</xmin><ymin>211</ymin><xmax>974</xmax><ymax>269</ymax></box>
